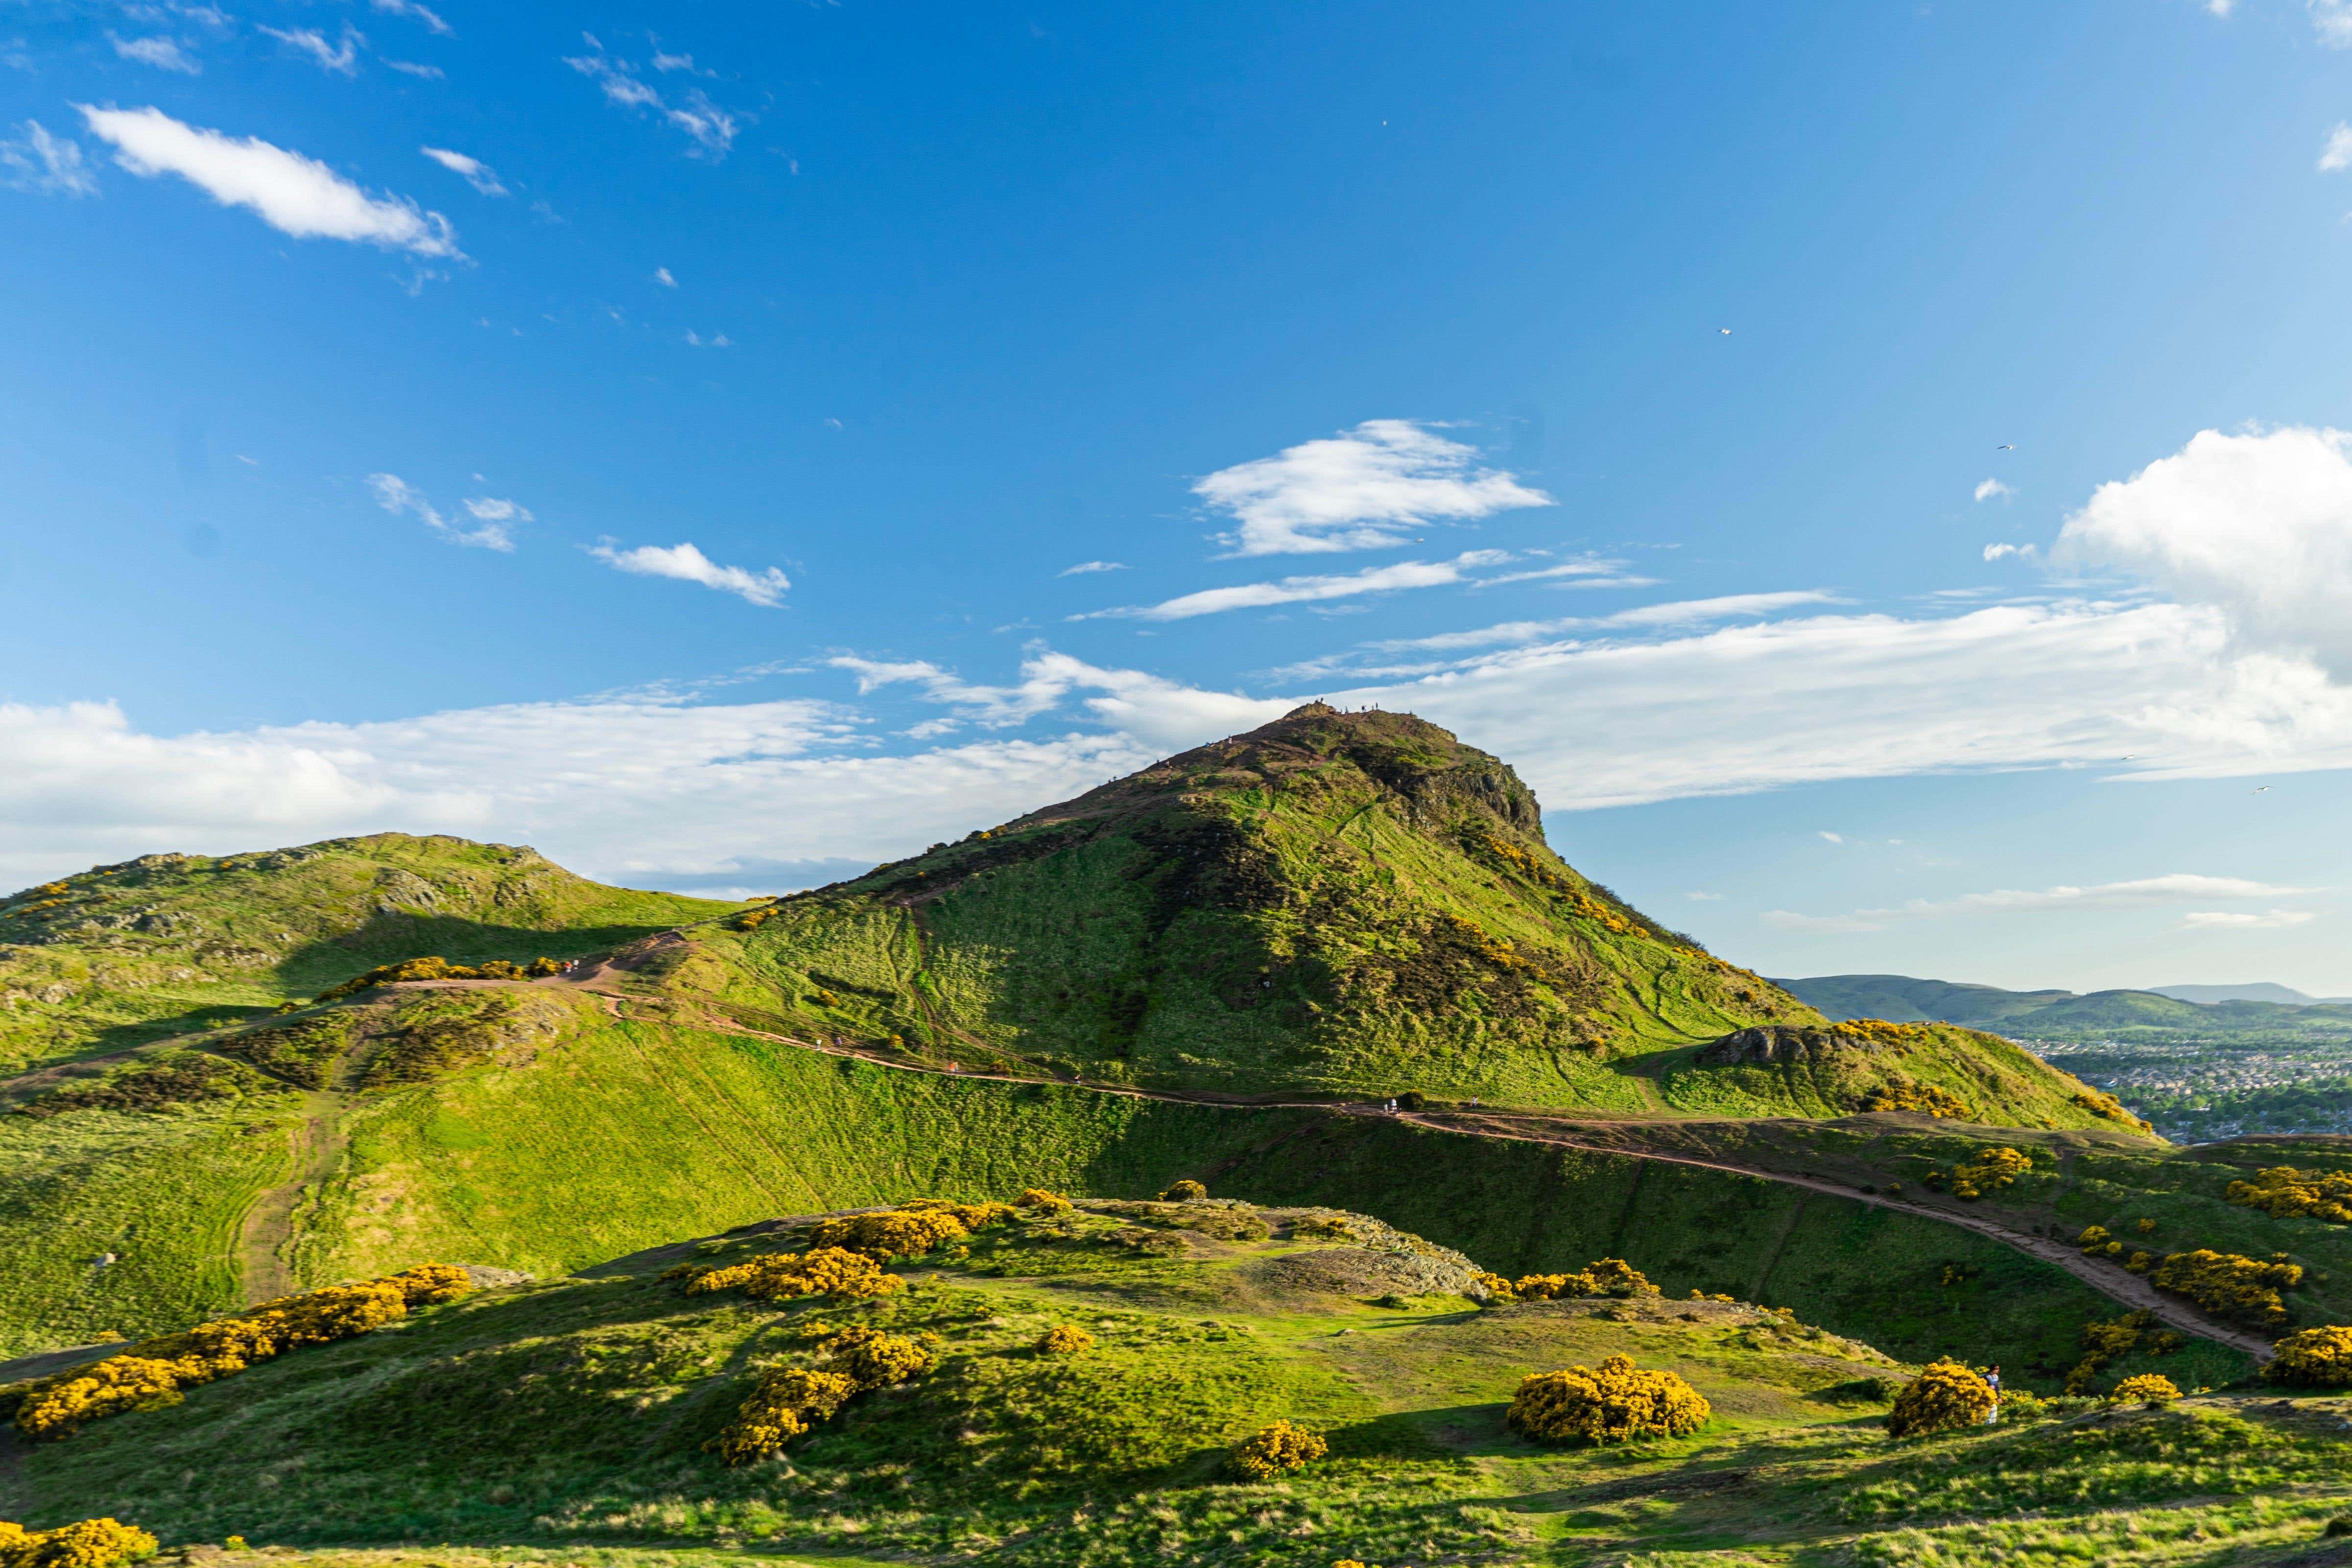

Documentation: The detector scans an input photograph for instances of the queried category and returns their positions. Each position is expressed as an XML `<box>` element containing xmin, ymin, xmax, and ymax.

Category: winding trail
<box><xmin>232</xmin><ymin>1089</ymin><xmax>348</xmax><ymax>1305</ymax></box>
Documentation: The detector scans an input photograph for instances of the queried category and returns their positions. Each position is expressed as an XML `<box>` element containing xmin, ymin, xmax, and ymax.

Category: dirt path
<box><xmin>685</xmin><ymin>1012</ymin><xmax>2275</xmax><ymax>1354</ymax></box>
<box><xmin>1401</xmin><ymin>1107</ymin><xmax>2278</xmax><ymax>1358</ymax></box>
<box><xmin>232</xmin><ymin>1089</ymin><xmax>348</xmax><ymax>1306</ymax></box>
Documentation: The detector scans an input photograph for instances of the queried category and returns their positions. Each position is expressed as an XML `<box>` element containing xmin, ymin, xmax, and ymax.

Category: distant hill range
<box><xmin>1776</xmin><ymin>973</ymin><xmax>2352</xmax><ymax>1040</ymax></box>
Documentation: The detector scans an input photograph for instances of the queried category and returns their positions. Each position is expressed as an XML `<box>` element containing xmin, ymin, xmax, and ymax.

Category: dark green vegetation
<box><xmin>0</xmin><ymin>833</ymin><xmax>731</xmax><ymax>1074</ymax></box>
<box><xmin>8</xmin><ymin>1202</ymin><xmax>2352</xmax><ymax>1568</ymax></box>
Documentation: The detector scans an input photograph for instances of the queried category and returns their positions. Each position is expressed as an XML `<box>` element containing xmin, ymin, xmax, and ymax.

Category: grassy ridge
<box><xmin>0</xmin><ymin>834</ymin><xmax>731</xmax><ymax>1074</ymax></box>
<box><xmin>3</xmin><ymin>1204</ymin><xmax>2346</xmax><ymax>1568</ymax></box>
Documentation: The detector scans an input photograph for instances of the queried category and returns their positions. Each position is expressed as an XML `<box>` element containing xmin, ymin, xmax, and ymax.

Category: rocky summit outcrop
<box><xmin>1697</xmin><ymin>1024</ymin><xmax>1882</xmax><ymax>1066</ymax></box>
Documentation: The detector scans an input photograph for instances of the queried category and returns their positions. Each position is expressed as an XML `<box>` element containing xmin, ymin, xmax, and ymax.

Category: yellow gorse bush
<box><xmin>2227</xmin><ymin>1166</ymin><xmax>2352</xmax><ymax>1224</ymax></box>
<box><xmin>2147</xmin><ymin>1249</ymin><xmax>2304</xmax><ymax>1327</ymax></box>
<box><xmin>2065</xmin><ymin>1309</ymin><xmax>2182</xmax><ymax>1394</ymax></box>
<box><xmin>1858</xmin><ymin>1081</ymin><xmax>1974</xmax><ymax>1119</ymax></box>
<box><xmin>2070</xmin><ymin>1088</ymin><xmax>2153</xmax><ymax>1133</ymax></box>
<box><xmin>1925</xmin><ymin>1146</ymin><xmax>2032</xmax><ymax>1200</ymax></box>
<box><xmin>1884</xmin><ymin>1360</ymin><xmax>1994</xmax><ymax>1438</ymax></box>
<box><xmin>682</xmin><ymin>1245</ymin><xmax>902</xmax><ymax>1302</ymax></box>
<box><xmin>710</xmin><ymin>1324</ymin><xmax>935</xmax><ymax>1466</ymax></box>
<box><xmin>1513</xmin><ymin>1259</ymin><xmax>1659</xmax><ymax>1301</ymax></box>
<box><xmin>2111</xmin><ymin>1374</ymin><xmax>2181</xmax><ymax>1404</ymax></box>
<box><xmin>1229</xmin><ymin>1420</ymin><xmax>1327</xmax><ymax>1479</ymax></box>
<box><xmin>1016</xmin><ymin>1188</ymin><xmax>1074</xmax><ymax>1212</ymax></box>
<box><xmin>313</xmin><ymin>957</ymin><xmax>562</xmax><ymax>1003</ymax></box>
<box><xmin>1506</xmin><ymin>1354</ymin><xmax>1710</xmax><ymax>1445</ymax></box>
<box><xmin>1161</xmin><ymin>1179</ymin><xmax>1208</xmax><ymax>1202</ymax></box>
<box><xmin>0</xmin><ymin>1518</ymin><xmax>158</xmax><ymax>1568</ymax></box>
<box><xmin>1039</xmin><ymin>1324</ymin><xmax>1093</xmax><ymax>1355</ymax></box>
<box><xmin>710</xmin><ymin>1367</ymin><xmax>856</xmax><ymax>1466</ymax></box>
<box><xmin>2</xmin><ymin>1265</ymin><xmax>470</xmax><ymax>1438</ymax></box>
<box><xmin>808</xmin><ymin>1199</ymin><xmax>1017</xmax><ymax>1260</ymax></box>
<box><xmin>2266</xmin><ymin>1325</ymin><xmax>2352</xmax><ymax>1386</ymax></box>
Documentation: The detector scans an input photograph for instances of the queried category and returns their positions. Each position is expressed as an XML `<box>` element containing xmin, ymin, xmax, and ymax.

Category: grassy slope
<box><xmin>5</xmin><ymin>1206</ymin><xmax>2349</xmax><ymax>1568</ymax></box>
<box><xmin>715</xmin><ymin>706</ymin><xmax>2118</xmax><ymax>1127</ymax></box>
<box><xmin>0</xmin><ymin>993</ymin><xmax>2288</xmax><ymax>1388</ymax></box>
<box><xmin>0</xmin><ymin>834</ymin><xmax>731</xmax><ymax>1074</ymax></box>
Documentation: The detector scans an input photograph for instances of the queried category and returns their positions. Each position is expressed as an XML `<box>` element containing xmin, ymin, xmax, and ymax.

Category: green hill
<box><xmin>0</xmin><ymin>833</ymin><xmax>733</xmax><ymax>1074</ymax></box>
<box><xmin>1781</xmin><ymin>972</ymin><xmax>2352</xmax><ymax>1045</ymax></box>
<box><xmin>2</xmin><ymin>1198</ymin><xmax>2345</xmax><ymax>1568</ymax></box>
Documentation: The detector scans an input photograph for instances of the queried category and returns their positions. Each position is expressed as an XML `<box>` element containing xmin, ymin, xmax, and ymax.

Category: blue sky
<box><xmin>9</xmin><ymin>0</ymin><xmax>2352</xmax><ymax>993</ymax></box>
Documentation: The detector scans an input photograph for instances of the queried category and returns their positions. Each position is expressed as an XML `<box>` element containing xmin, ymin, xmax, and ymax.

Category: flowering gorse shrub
<box><xmin>809</xmin><ymin>1199</ymin><xmax>1018</xmax><ymax>1260</ymax></box>
<box><xmin>1</xmin><ymin>1266</ymin><xmax>470</xmax><ymax>1438</ymax></box>
<box><xmin>313</xmin><ymin>957</ymin><xmax>562</xmax><ymax>1003</ymax></box>
<box><xmin>2070</xmin><ymin>1088</ymin><xmax>2153</xmax><ymax>1133</ymax></box>
<box><xmin>1016</xmin><ymin>1188</ymin><xmax>1074</xmax><ymax>1212</ymax></box>
<box><xmin>0</xmin><ymin>1518</ymin><xmax>158</xmax><ymax>1568</ymax></box>
<box><xmin>2110</xmin><ymin>1374</ymin><xmax>2181</xmax><ymax>1404</ymax></box>
<box><xmin>1161</xmin><ymin>1180</ymin><xmax>1208</xmax><ymax>1202</ymax></box>
<box><xmin>1924</xmin><ymin>1146</ymin><xmax>2032</xmax><ymax>1200</ymax></box>
<box><xmin>825</xmin><ymin>1324</ymin><xmax>935</xmax><ymax>1388</ymax></box>
<box><xmin>682</xmin><ymin>1245</ymin><xmax>901</xmax><ymax>1302</ymax></box>
<box><xmin>1884</xmin><ymin>1360</ymin><xmax>1994</xmax><ymax>1438</ymax></box>
<box><xmin>1229</xmin><ymin>1420</ymin><xmax>1327</xmax><ymax>1478</ymax></box>
<box><xmin>710</xmin><ymin>1368</ymin><xmax>856</xmax><ymax>1466</ymax></box>
<box><xmin>1859</xmin><ymin>1081</ymin><xmax>1974</xmax><ymax>1119</ymax></box>
<box><xmin>2147</xmin><ymin>1249</ymin><xmax>2303</xmax><ymax>1327</ymax></box>
<box><xmin>1039</xmin><ymin>1324</ymin><xmax>1093</xmax><ymax>1355</ymax></box>
<box><xmin>2265</xmin><ymin>1325</ymin><xmax>2352</xmax><ymax>1386</ymax></box>
<box><xmin>2227</xmin><ymin>1166</ymin><xmax>2352</xmax><ymax>1224</ymax></box>
<box><xmin>1513</xmin><ymin>1259</ymin><xmax>1659</xmax><ymax>1301</ymax></box>
<box><xmin>2065</xmin><ymin>1309</ymin><xmax>2183</xmax><ymax>1394</ymax></box>
<box><xmin>1507</xmin><ymin>1355</ymin><xmax>1709</xmax><ymax>1445</ymax></box>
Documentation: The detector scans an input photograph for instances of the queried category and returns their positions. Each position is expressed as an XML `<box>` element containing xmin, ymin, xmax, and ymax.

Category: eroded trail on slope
<box><xmin>232</xmin><ymin>1088</ymin><xmax>349</xmax><ymax>1306</ymax></box>
<box><xmin>678</xmin><ymin>1004</ymin><xmax>2275</xmax><ymax>1355</ymax></box>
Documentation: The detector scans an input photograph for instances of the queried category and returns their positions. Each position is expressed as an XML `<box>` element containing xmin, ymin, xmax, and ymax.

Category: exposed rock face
<box><xmin>1697</xmin><ymin>1024</ymin><xmax>1876</xmax><ymax>1066</ymax></box>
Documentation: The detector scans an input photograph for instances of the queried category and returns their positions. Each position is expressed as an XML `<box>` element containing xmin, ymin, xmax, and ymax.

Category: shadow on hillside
<box><xmin>274</xmin><ymin>911</ymin><xmax>696</xmax><ymax>991</ymax></box>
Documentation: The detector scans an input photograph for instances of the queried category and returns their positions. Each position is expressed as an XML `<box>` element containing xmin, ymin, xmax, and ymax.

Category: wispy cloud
<box><xmin>564</xmin><ymin>38</ymin><xmax>738</xmax><ymax>158</ymax></box>
<box><xmin>1059</xmin><ymin>560</ymin><xmax>1126</xmax><ymax>576</ymax></box>
<box><xmin>2315</xmin><ymin>0</ymin><xmax>2352</xmax><ymax>48</ymax></box>
<box><xmin>1764</xmin><ymin>873</ymin><xmax>2315</xmax><ymax>934</ymax></box>
<box><xmin>654</xmin><ymin>266</ymin><xmax>676</xmax><ymax>287</ymax></box>
<box><xmin>371</xmin><ymin>0</ymin><xmax>451</xmax><ymax>36</ymax></box>
<box><xmin>1974</xmin><ymin>477</ymin><xmax>2013</xmax><ymax>502</ymax></box>
<box><xmin>0</xmin><ymin>119</ymin><xmax>97</xmax><ymax>196</ymax></box>
<box><xmin>385</xmin><ymin>60</ymin><xmax>443</xmax><ymax>79</ymax></box>
<box><xmin>1983</xmin><ymin>543</ymin><xmax>2037</xmax><ymax>561</ymax></box>
<box><xmin>683</xmin><ymin>329</ymin><xmax>731</xmax><ymax>347</ymax></box>
<box><xmin>258</xmin><ymin>24</ymin><xmax>360</xmax><ymax>75</ymax></box>
<box><xmin>2321</xmin><ymin>122</ymin><xmax>2352</xmax><ymax>172</ymax></box>
<box><xmin>2180</xmin><ymin>908</ymin><xmax>2320</xmax><ymax>929</ymax></box>
<box><xmin>78</xmin><ymin>105</ymin><xmax>460</xmax><ymax>259</ymax></box>
<box><xmin>109</xmin><ymin>33</ymin><xmax>199</xmax><ymax>73</ymax></box>
<box><xmin>1195</xmin><ymin>419</ymin><xmax>1553</xmax><ymax>556</ymax></box>
<box><xmin>420</xmin><ymin>145</ymin><xmax>505</xmax><ymax>196</ymax></box>
<box><xmin>1082</xmin><ymin>551</ymin><xmax>1511</xmax><ymax>622</ymax></box>
<box><xmin>367</xmin><ymin>474</ymin><xmax>521</xmax><ymax>550</ymax></box>
<box><xmin>590</xmin><ymin>541</ymin><xmax>788</xmax><ymax>606</ymax></box>
<box><xmin>1817</xmin><ymin>831</ymin><xmax>1844</xmax><ymax>844</ymax></box>
<box><xmin>1368</xmin><ymin>591</ymin><xmax>1845</xmax><ymax>654</ymax></box>
<box><xmin>834</xmin><ymin>650</ymin><xmax>1289</xmax><ymax>747</ymax></box>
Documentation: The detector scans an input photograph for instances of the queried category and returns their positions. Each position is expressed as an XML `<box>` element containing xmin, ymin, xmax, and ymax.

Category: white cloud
<box><xmin>78</xmin><ymin>106</ymin><xmax>460</xmax><ymax>258</ymax></box>
<box><xmin>1318</xmin><ymin>598</ymin><xmax>2352</xmax><ymax>811</ymax></box>
<box><xmin>1818</xmin><ymin>831</ymin><xmax>1843</xmax><ymax>844</ymax></box>
<box><xmin>1983</xmin><ymin>542</ymin><xmax>2038</xmax><ymax>561</ymax></box>
<box><xmin>1765</xmin><ymin>873</ymin><xmax>2314</xmax><ymax>934</ymax></box>
<box><xmin>385</xmin><ymin>60</ymin><xmax>443</xmax><ymax>79</ymax></box>
<box><xmin>1686</xmin><ymin>891</ymin><xmax>1725</xmax><ymax>902</ymax></box>
<box><xmin>1374</xmin><ymin>591</ymin><xmax>1845</xmax><ymax>655</ymax></box>
<box><xmin>1974</xmin><ymin>477</ymin><xmax>2013</xmax><ymax>502</ymax></box>
<box><xmin>564</xmin><ymin>41</ymin><xmax>738</xmax><ymax>158</ymax></box>
<box><xmin>371</xmin><ymin>0</ymin><xmax>451</xmax><ymax>36</ymax></box>
<box><xmin>109</xmin><ymin>34</ymin><xmax>199</xmax><ymax>72</ymax></box>
<box><xmin>2321</xmin><ymin>123</ymin><xmax>2352</xmax><ymax>173</ymax></box>
<box><xmin>1085</xmin><ymin>551</ymin><xmax>1511</xmax><ymax>622</ymax></box>
<box><xmin>0</xmin><ymin>119</ymin><xmax>97</xmax><ymax>196</ymax></box>
<box><xmin>2054</xmin><ymin>425</ymin><xmax>2352</xmax><ymax>677</ymax></box>
<box><xmin>654</xmin><ymin>266</ymin><xmax>676</xmax><ymax>286</ymax></box>
<box><xmin>590</xmin><ymin>541</ymin><xmax>788</xmax><ymax>606</ymax></box>
<box><xmin>2180</xmin><ymin>908</ymin><xmax>2320</xmax><ymax>928</ymax></box>
<box><xmin>259</xmin><ymin>24</ymin><xmax>360</xmax><ymax>75</ymax></box>
<box><xmin>1059</xmin><ymin>560</ymin><xmax>1126</xmax><ymax>576</ymax></box>
<box><xmin>652</xmin><ymin>51</ymin><xmax>710</xmax><ymax>75</ymax></box>
<box><xmin>2208</xmin><ymin>0</ymin><xmax>2234</xmax><ymax>13</ymax></box>
<box><xmin>683</xmin><ymin>329</ymin><xmax>731</xmax><ymax>347</ymax></box>
<box><xmin>421</xmin><ymin>146</ymin><xmax>505</xmax><ymax>196</ymax></box>
<box><xmin>2316</xmin><ymin>0</ymin><xmax>2352</xmax><ymax>47</ymax></box>
<box><xmin>1194</xmin><ymin>419</ymin><xmax>1553</xmax><ymax>556</ymax></box>
<box><xmin>368</xmin><ymin>474</ymin><xmax>519</xmax><ymax>550</ymax></box>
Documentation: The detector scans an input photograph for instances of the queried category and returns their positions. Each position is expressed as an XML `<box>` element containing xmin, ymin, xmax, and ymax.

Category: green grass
<box><xmin>0</xmin><ymin>834</ymin><xmax>733</xmax><ymax>1075</ymax></box>
<box><xmin>6</xmin><ymin>1204</ymin><xmax>2349</xmax><ymax>1568</ymax></box>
